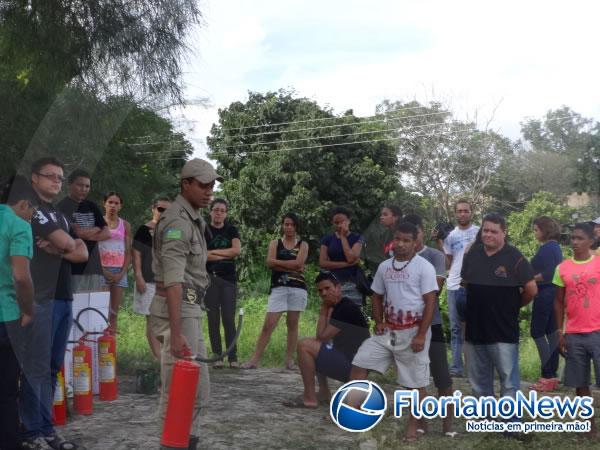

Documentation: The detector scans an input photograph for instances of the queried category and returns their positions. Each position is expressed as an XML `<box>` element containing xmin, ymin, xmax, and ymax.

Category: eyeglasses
<box><xmin>36</xmin><ymin>172</ymin><xmax>65</xmax><ymax>183</ymax></box>
<box><xmin>156</xmin><ymin>207</ymin><xmax>166</xmax><ymax>213</ymax></box>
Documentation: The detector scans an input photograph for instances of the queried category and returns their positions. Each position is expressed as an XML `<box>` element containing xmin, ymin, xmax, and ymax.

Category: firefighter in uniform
<box><xmin>150</xmin><ymin>158</ymin><xmax>222</xmax><ymax>447</ymax></box>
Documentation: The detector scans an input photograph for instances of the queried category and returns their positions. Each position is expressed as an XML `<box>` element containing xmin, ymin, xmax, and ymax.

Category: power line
<box><xmin>211</xmin><ymin>104</ymin><xmax>438</xmax><ymax>132</ymax></box>
<box><xmin>135</xmin><ymin>121</ymin><xmax>472</xmax><ymax>155</ymax></box>
<box><xmin>121</xmin><ymin>109</ymin><xmax>450</xmax><ymax>145</ymax></box>
<box><xmin>154</xmin><ymin>127</ymin><xmax>475</xmax><ymax>161</ymax></box>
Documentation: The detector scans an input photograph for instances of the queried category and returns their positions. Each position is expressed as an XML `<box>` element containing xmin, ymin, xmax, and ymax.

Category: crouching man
<box><xmin>283</xmin><ymin>270</ymin><xmax>370</xmax><ymax>408</ymax></box>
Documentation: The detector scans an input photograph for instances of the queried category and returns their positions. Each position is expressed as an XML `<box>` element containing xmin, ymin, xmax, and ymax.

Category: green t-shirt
<box><xmin>0</xmin><ymin>204</ymin><xmax>33</xmax><ymax>322</ymax></box>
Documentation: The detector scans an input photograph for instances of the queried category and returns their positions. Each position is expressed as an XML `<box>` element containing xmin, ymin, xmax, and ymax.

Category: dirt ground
<box><xmin>59</xmin><ymin>369</ymin><xmax>600</xmax><ymax>450</ymax></box>
<box><xmin>60</xmin><ymin>368</ymin><xmax>364</xmax><ymax>450</ymax></box>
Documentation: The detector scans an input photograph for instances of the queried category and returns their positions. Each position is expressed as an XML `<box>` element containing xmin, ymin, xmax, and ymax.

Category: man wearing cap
<box><xmin>149</xmin><ymin>158</ymin><xmax>222</xmax><ymax>449</ymax></box>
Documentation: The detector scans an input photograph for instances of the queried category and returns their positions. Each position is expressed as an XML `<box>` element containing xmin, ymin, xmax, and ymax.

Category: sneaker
<box><xmin>44</xmin><ymin>433</ymin><xmax>78</xmax><ymax>450</ymax></box>
<box><xmin>20</xmin><ymin>437</ymin><xmax>52</xmax><ymax>450</ymax></box>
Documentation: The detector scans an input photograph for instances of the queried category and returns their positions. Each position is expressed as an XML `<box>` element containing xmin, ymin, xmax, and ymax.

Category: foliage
<box><xmin>3</xmin><ymin>87</ymin><xmax>192</xmax><ymax>229</ymax></box>
<box><xmin>0</xmin><ymin>0</ymin><xmax>201</xmax><ymax>102</ymax></box>
<box><xmin>520</xmin><ymin>107</ymin><xmax>600</xmax><ymax>196</ymax></box>
<box><xmin>377</xmin><ymin>99</ymin><xmax>516</xmax><ymax>220</ymax></box>
<box><xmin>208</xmin><ymin>90</ymin><xmax>411</xmax><ymax>274</ymax></box>
<box><xmin>507</xmin><ymin>191</ymin><xmax>574</xmax><ymax>259</ymax></box>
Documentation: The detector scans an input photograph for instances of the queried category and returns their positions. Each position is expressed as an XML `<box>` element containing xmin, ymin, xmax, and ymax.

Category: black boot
<box><xmin>188</xmin><ymin>435</ymin><xmax>199</xmax><ymax>450</ymax></box>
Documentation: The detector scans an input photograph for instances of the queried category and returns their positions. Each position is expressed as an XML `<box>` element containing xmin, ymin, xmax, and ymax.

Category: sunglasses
<box><xmin>156</xmin><ymin>206</ymin><xmax>167</xmax><ymax>213</ymax></box>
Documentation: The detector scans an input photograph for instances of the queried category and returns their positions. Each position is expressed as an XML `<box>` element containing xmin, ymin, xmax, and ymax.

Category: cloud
<box><xmin>178</xmin><ymin>0</ymin><xmax>600</xmax><ymax>159</ymax></box>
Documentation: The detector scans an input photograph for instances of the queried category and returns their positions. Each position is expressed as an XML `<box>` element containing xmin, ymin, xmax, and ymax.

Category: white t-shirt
<box><xmin>371</xmin><ymin>255</ymin><xmax>438</xmax><ymax>328</ymax></box>
<box><xmin>443</xmin><ymin>225</ymin><xmax>479</xmax><ymax>290</ymax></box>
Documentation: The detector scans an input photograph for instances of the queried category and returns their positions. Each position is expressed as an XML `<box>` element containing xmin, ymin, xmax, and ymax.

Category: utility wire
<box><xmin>134</xmin><ymin>121</ymin><xmax>472</xmax><ymax>155</ymax></box>
<box><xmin>153</xmin><ymin>127</ymin><xmax>475</xmax><ymax>161</ymax></box>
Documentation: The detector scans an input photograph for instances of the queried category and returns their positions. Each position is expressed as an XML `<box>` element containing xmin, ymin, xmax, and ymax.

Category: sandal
<box><xmin>44</xmin><ymin>434</ymin><xmax>78</xmax><ymax>450</ymax></box>
<box><xmin>212</xmin><ymin>360</ymin><xmax>224</xmax><ymax>369</ymax></box>
<box><xmin>285</xmin><ymin>362</ymin><xmax>298</xmax><ymax>371</ymax></box>
<box><xmin>240</xmin><ymin>361</ymin><xmax>258</xmax><ymax>369</ymax></box>
<box><xmin>530</xmin><ymin>378</ymin><xmax>558</xmax><ymax>392</ymax></box>
<box><xmin>282</xmin><ymin>395</ymin><xmax>318</xmax><ymax>409</ymax></box>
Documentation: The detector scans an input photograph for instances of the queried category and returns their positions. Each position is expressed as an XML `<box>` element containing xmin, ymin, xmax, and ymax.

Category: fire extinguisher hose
<box><xmin>71</xmin><ymin>306</ymin><xmax>110</xmax><ymax>338</ymax></box>
<box><xmin>193</xmin><ymin>308</ymin><xmax>244</xmax><ymax>363</ymax></box>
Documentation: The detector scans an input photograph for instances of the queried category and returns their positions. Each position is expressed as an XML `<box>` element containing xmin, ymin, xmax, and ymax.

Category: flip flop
<box><xmin>240</xmin><ymin>361</ymin><xmax>258</xmax><ymax>369</ymax></box>
<box><xmin>282</xmin><ymin>395</ymin><xmax>318</xmax><ymax>409</ymax></box>
<box><xmin>402</xmin><ymin>435</ymin><xmax>419</xmax><ymax>444</ymax></box>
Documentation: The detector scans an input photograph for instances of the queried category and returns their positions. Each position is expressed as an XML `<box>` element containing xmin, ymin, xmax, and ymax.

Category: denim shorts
<box><xmin>267</xmin><ymin>287</ymin><xmax>307</xmax><ymax>312</ymax></box>
<box><xmin>103</xmin><ymin>266</ymin><xmax>128</xmax><ymax>288</ymax></box>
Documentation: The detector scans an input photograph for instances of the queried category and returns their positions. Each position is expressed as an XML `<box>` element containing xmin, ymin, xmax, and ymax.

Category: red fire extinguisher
<box><xmin>52</xmin><ymin>365</ymin><xmax>67</xmax><ymax>426</ymax></box>
<box><xmin>98</xmin><ymin>328</ymin><xmax>117</xmax><ymax>401</ymax></box>
<box><xmin>161</xmin><ymin>349</ymin><xmax>200</xmax><ymax>449</ymax></box>
<box><xmin>72</xmin><ymin>335</ymin><xmax>93</xmax><ymax>415</ymax></box>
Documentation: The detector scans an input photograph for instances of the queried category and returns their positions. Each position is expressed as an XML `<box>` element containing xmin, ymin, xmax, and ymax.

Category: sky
<box><xmin>173</xmin><ymin>0</ymin><xmax>600</xmax><ymax>160</ymax></box>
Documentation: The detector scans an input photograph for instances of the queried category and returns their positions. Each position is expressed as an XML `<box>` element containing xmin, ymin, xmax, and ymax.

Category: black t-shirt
<box><xmin>270</xmin><ymin>239</ymin><xmax>306</xmax><ymax>291</ymax></box>
<box><xmin>205</xmin><ymin>223</ymin><xmax>240</xmax><ymax>282</ymax></box>
<box><xmin>461</xmin><ymin>243</ymin><xmax>535</xmax><ymax>344</ymax></box>
<box><xmin>31</xmin><ymin>199</ymin><xmax>74</xmax><ymax>302</ymax></box>
<box><xmin>133</xmin><ymin>224</ymin><xmax>155</xmax><ymax>283</ymax></box>
<box><xmin>57</xmin><ymin>197</ymin><xmax>107</xmax><ymax>276</ymax></box>
<box><xmin>330</xmin><ymin>298</ymin><xmax>371</xmax><ymax>360</ymax></box>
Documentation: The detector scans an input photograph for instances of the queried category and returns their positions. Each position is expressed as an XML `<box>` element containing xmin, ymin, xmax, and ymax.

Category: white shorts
<box><xmin>133</xmin><ymin>282</ymin><xmax>156</xmax><ymax>316</ymax></box>
<box><xmin>267</xmin><ymin>287</ymin><xmax>308</xmax><ymax>313</ymax></box>
<box><xmin>352</xmin><ymin>327</ymin><xmax>431</xmax><ymax>388</ymax></box>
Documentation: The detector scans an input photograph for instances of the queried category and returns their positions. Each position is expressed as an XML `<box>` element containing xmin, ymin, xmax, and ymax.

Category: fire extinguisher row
<box><xmin>52</xmin><ymin>307</ymin><xmax>118</xmax><ymax>424</ymax></box>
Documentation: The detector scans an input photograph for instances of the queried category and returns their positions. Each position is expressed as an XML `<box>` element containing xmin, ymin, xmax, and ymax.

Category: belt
<box><xmin>386</xmin><ymin>321</ymin><xmax>420</xmax><ymax>331</ymax></box>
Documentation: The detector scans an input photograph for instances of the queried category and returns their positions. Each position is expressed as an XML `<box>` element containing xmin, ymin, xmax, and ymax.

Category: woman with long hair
<box><xmin>241</xmin><ymin>213</ymin><xmax>308</xmax><ymax>370</ymax></box>
<box><xmin>529</xmin><ymin>216</ymin><xmax>563</xmax><ymax>392</ymax></box>
<box><xmin>99</xmin><ymin>191</ymin><xmax>131</xmax><ymax>332</ymax></box>
<box><xmin>205</xmin><ymin>198</ymin><xmax>241</xmax><ymax>369</ymax></box>
<box><xmin>319</xmin><ymin>206</ymin><xmax>365</xmax><ymax>306</ymax></box>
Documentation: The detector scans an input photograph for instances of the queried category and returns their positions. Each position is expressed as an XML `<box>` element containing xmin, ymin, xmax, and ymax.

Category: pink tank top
<box><xmin>99</xmin><ymin>218</ymin><xmax>126</xmax><ymax>268</ymax></box>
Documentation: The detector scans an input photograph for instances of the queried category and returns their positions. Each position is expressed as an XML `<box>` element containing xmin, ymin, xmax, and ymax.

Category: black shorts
<box><xmin>429</xmin><ymin>324</ymin><xmax>452</xmax><ymax>391</ymax></box>
<box><xmin>315</xmin><ymin>343</ymin><xmax>352</xmax><ymax>382</ymax></box>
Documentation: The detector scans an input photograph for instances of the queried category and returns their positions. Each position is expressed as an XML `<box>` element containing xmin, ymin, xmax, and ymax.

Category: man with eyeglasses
<box><xmin>20</xmin><ymin>157</ymin><xmax>88</xmax><ymax>450</ymax></box>
<box><xmin>283</xmin><ymin>271</ymin><xmax>370</xmax><ymax>408</ymax></box>
<box><xmin>149</xmin><ymin>158</ymin><xmax>221</xmax><ymax>449</ymax></box>
<box><xmin>57</xmin><ymin>169</ymin><xmax>111</xmax><ymax>293</ymax></box>
<box><xmin>0</xmin><ymin>175</ymin><xmax>37</xmax><ymax>450</ymax></box>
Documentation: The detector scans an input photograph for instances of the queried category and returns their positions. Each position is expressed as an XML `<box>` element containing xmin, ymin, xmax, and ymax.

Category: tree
<box><xmin>520</xmin><ymin>107</ymin><xmax>599</xmax><ymax>195</ymax></box>
<box><xmin>0</xmin><ymin>0</ymin><xmax>201</xmax><ymax>102</ymax></box>
<box><xmin>507</xmin><ymin>192</ymin><xmax>573</xmax><ymax>259</ymax></box>
<box><xmin>377</xmin><ymin>99</ymin><xmax>515</xmax><ymax>220</ymax></box>
<box><xmin>0</xmin><ymin>0</ymin><xmax>201</xmax><ymax>181</ymax></box>
<box><xmin>207</xmin><ymin>90</ymin><xmax>409</xmax><ymax>276</ymax></box>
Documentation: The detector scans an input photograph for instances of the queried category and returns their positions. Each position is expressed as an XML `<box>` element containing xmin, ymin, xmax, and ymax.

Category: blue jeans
<box><xmin>19</xmin><ymin>300</ymin><xmax>73</xmax><ymax>439</ymax></box>
<box><xmin>530</xmin><ymin>287</ymin><xmax>559</xmax><ymax>379</ymax></box>
<box><xmin>465</xmin><ymin>342</ymin><xmax>520</xmax><ymax>398</ymax></box>
<box><xmin>447</xmin><ymin>288</ymin><xmax>466</xmax><ymax>374</ymax></box>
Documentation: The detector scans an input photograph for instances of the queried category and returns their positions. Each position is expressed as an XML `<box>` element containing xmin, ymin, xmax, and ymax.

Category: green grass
<box><xmin>117</xmin><ymin>283</ymin><xmax>549</xmax><ymax>382</ymax></box>
<box><xmin>116</xmin><ymin>285</ymin><xmax>322</xmax><ymax>373</ymax></box>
